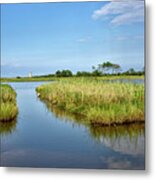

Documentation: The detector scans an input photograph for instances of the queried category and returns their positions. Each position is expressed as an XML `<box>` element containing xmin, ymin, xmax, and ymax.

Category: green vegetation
<box><xmin>92</xmin><ymin>61</ymin><xmax>121</xmax><ymax>75</ymax></box>
<box><xmin>1</xmin><ymin>61</ymin><xmax>144</xmax><ymax>82</ymax></box>
<box><xmin>0</xmin><ymin>84</ymin><xmax>18</xmax><ymax>121</ymax></box>
<box><xmin>1</xmin><ymin>74</ymin><xmax>144</xmax><ymax>83</ymax></box>
<box><xmin>36</xmin><ymin>78</ymin><xmax>144</xmax><ymax>125</ymax></box>
<box><xmin>55</xmin><ymin>70</ymin><xmax>73</xmax><ymax>77</ymax></box>
<box><xmin>1</xmin><ymin>77</ymin><xmax>54</xmax><ymax>83</ymax></box>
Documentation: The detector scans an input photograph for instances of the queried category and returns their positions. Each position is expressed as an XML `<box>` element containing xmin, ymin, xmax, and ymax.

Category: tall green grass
<box><xmin>0</xmin><ymin>84</ymin><xmax>18</xmax><ymax>121</ymax></box>
<box><xmin>36</xmin><ymin>78</ymin><xmax>144</xmax><ymax>125</ymax></box>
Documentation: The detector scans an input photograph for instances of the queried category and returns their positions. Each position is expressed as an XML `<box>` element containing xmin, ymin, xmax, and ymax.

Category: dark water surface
<box><xmin>0</xmin><ymin>82</ymin><xmax>145</xmax><ymax>169</ymax></box>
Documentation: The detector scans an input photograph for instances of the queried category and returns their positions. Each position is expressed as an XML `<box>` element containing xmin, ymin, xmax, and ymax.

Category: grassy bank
<box><xmin>36</xmin><ymin>79</ymin><xmax>144</xmax><ymax>125</ymax></box>
<box><xmin>1</xmin><ymin>77</ymin><xmax>54</xmax><ymax>83</ymax></box>
<box><xmin>1</xmin><ymin>75</ymin><xmax>144</xmax><ymax>83</ymax></box>
<box><xmin>0</xmin><ymin>84</ymin><xmax>18</xmax><ymax>121</ymax></box>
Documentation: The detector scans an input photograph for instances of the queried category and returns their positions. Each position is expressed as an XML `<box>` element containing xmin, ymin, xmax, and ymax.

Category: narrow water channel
<box><xmin>0</xmin><ymin>82</ymin><xmax>145</xmax><ymax>169</ymax></box>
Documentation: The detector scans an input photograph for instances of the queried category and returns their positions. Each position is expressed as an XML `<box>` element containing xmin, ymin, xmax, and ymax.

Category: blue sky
<box><xmin>1</xmin><ymin>1</ymin><xmax>144</xmax><ymax>77</ymax></box>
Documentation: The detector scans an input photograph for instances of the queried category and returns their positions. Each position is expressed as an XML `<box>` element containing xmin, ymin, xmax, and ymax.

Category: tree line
<box><xmin>31</xmin><ymin>61</ymin><xmax>144</xmax><ymax>78</ymax></box>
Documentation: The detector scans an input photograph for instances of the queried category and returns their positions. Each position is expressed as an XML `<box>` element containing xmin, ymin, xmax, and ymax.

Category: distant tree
<box><xmin>122</xmin><ymin>68</ymin><xmax>139</xmax><ymax>75</ymax></box>
<box><xmin>97</xmin><ymin>61</ymin><xmax>121</xmax><ymax>75</ymax></box>
<box><xmin>16</xmin><ymin>76</ymin><xmax>21</xmax><ymax>79</ymax></box>
<box><xmin>76</xmin><ymin>71</ymin><xmax>91</xmax><ymax>77</ymax></box>
<box><xmin>97</xmin><ymin>62</ymin><xmax>108</xmax><ymax>74</ymax></box>
<box><xmin>92</xmin><ymin>66</ymin><xmax>96</xmax><ymax>71</ymax></box>
<box><xmin>112</xmin><ymin>64</ymin><xmax>121</xmax><ymax>74</ymax></box>
<box><xmin>55</xmin><ymin>70</ymin><xmax>72</xmax><ymax>77</ymax></box>
<box><xmin>61</xmin><ymin>70</ymin><xmax>73</xmax><ymax>77</ymax></box>
<box><xmin>128</xmin><ymin>68</ymin><xmax>136</xmax><ymax>75</ymax></box>
<box><xmin>55</xmin><ymin>70</ymin><xmax>62</xmax><ymax>77</ymax></box>
<box><xmin>76</xmin><ymin>71</ymin><xmax>82</xmax><ymax>77</ymax></box>
<box><xmin>92</xmin><ymin>70</ymin><xmax>102</xmax><ymax>76</ymax></box>
<box><xmin>91</xmin><ymin>65</ymin><xmax>101</xmax><ymax>76</ymax></box>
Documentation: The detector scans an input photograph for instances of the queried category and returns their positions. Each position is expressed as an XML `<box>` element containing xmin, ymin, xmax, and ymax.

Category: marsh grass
<box><xmin>36</xmin><ymin>78</ymin><xmax>144</xmax><ymax>125</ymax></box>
<box><xmin>0</xmin><ymin>84</ymin><xmax>18</xmax><ymax>121</ymax></box>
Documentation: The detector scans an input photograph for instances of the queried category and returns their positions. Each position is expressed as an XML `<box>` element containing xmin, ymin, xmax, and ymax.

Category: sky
<box><xmin>1</xmin><ymin>0</ymin><xmax>144</xmax><ymax>77</ymax></box>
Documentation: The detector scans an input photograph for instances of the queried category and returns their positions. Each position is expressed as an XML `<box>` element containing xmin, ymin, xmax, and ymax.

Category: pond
<box><xmin>0</xmin><ymin>82</ymin><xmax>145</xmax><ymax>169</ymax></box>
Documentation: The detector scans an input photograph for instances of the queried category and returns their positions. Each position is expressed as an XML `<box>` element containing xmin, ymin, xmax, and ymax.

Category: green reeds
<box><xmin>36</xmin><ymin>78</ymin><xmax>144</xmax><ymax>125</ymax></box>
<box><xmin>0</xmin><ymin>84</ymin><xmax>18</xmax><ymax>121</ymax></box>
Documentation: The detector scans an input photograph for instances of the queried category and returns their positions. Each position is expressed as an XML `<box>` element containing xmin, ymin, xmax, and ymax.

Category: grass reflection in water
<box><xmin>0</xmin><ymin>118</ymin><xmax>17</xmax><ymax>136</ymax></box>
<box><xmin>39</xmin><ymin>97</ymin><xmax>144</xmax><ymax>156</ymax></box>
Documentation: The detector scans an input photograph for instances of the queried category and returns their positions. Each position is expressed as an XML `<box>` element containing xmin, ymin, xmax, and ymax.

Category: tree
<box><xmin>128</xmin><ymin>68</ymin><xmax>136</xmax><ymax>74</ymax></box>
<box><xmin>55</xmin><ymin>70</ymin><xmax>72</xmax><ymax>77</ymax></box>
<box><xmin>112</xmin><ymin>64</ymin><xmax>121</xmax><ymax>74</ymax></box>
<box><xmin>55</xmin><ymin>70</ymin><xmax>61</xmax><ymax>77</ymax></box>
<box><xmin>92</xmin><ymin>66</ymin><xmax>96</xmax><ymax>71</ymax></box>
<box><xmin>123</xmin><ymin>68</ymin><xmax>137</xmax><ymax>75</ymax></box>
<box><xmin>92</xmin><ymin>70</ymin><xmax>102</xmax><ymax>76</ymax></box>
<box><xmin>16</xmin><ymin>76</ymin><xmax>21</xmax><ymax>79</ymax></box>
<box><xmin>97</xmin><ymin>61</ymin><xmax>121</xmax><ymax>75</ymax></box>
<box><xmin>61</xmin><ymin>70</ymin><xmax>73</xmax><ymax>77</ymax></box>
<box><xmin>76</xmin><ymin>71</ymin><xmax>91</xmax><ymax>77</ymax></box>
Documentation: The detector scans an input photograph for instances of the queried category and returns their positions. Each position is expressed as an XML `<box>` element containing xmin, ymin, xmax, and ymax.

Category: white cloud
<box><xmin>77</xmin><ymin>36</ymin><xmax>92</xmax><ymax>43</ymax></box>
<box><xmin>92</xmin><ymin>1</ymin><xmax>144</xmax><ymax>25</ymax></box>
<box><xmin>77</xmin><ymin>38</ymin><xmax>87</xmax><ymax>43</ymax></box>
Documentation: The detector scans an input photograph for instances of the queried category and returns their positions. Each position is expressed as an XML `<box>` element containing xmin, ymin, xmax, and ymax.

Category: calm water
<box><xmin>0</xmin><ymin>82</ymin><xmax>145</xmax><ymax>169</ymax></box>
<box><xmin>103</xmin><ymin>78</ymin><xmax>144</xmax><ymax>84</ymax></box>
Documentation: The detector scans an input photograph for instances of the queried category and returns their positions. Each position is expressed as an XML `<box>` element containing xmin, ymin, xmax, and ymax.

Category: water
<box><xmin>103</xmin><ymin>78</ymin><xmax>144</xmax><ymax>84</ymax></box>
<box><xmin>0</xmin><ymin>82</ymin><xmax>145</xmax><ymax>169</ymax></box>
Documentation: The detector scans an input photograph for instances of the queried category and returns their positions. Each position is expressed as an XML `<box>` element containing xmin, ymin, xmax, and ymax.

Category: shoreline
<box><xmin>36</xmin><ymin>78</ymin><xmax>144</xmax><ymax>126</ymax></box>
<box><xmin>1</xmin><ymin>75</ymin><xmax>144</xmax><ymax>83</ymax></box>
<box><xmin>0</xmin><ymin>84</ymin><xmax>18</xmax><ymax>122</ymax></box>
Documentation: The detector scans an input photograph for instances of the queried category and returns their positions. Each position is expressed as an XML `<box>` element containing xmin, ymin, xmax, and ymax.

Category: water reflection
<box><xmin>0</xmin><ymin>118</ymin><xmax>17</xmax><ymax>136</ymax></box>
<box><xmin>39</xmin><ymin>99</ymin><xmax>89</xmax><ymax>126</ymax></box>
<box><xmin>89</xmin><ymin>123</ymin><xmax>144</xmax><ymax>141</ymax></box>
<box><xmin>89</xmin><ymin>124</ymin><xmax>144</xmax><ymax>156</ymax></box>
<box><xmin>39</xmin><ymin>98</ymin><xmax>145</xmax><ymax>156</ymax></box>
<box><xmin>103</xmin><ymin>78</ymin><xmax>144</xmax><ymax>84</ymax></box>
<box><xmin>0</xmin><ymin>82</ymin><xmax>144</xmax><ymax>169</ymax></box>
